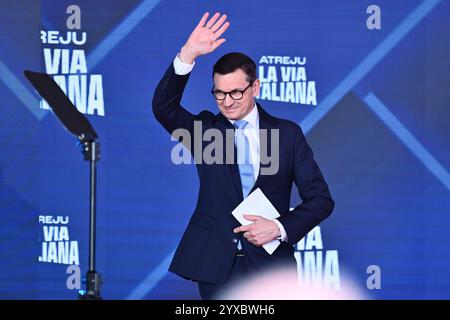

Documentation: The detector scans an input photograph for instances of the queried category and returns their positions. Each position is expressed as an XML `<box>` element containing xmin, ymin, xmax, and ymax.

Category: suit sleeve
<box><xmin>277</xmin><ymin>126</ymin><xmax>335</xmax><ymax>245</ymax></box>
<box><xmin>152</xmin><ymin>63</ymin><xmax>197</xmax><ymax>136</ymax></box>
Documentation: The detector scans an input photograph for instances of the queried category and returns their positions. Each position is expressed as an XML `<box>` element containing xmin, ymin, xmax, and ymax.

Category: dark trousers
<box><xmin>198</xmin><ymin>255</ymin><xmax>247</xmax><ymax>300</ymax></box>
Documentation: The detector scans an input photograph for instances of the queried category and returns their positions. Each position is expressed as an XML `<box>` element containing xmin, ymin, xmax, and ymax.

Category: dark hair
<box><xmin>212</xmin><ymin>52</ymin><xmax>257</xmax><ymax>83</ymax></box>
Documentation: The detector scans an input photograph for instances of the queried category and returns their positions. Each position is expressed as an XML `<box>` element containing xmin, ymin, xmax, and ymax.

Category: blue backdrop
<box><xmin>1</xmin><ymin>0</ymin><xmax>449</xmax><ymax>299</ymax></box>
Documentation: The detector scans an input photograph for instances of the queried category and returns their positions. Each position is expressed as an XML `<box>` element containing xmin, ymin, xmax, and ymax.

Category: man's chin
<box><xmin>221</xmin><ymin>109</ymin><xmax>241</xmax><ymax>120</ymax></box>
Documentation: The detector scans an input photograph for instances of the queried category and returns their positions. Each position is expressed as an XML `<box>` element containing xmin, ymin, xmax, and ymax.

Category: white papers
<box><xmin>232</xmin><ymin>188</ymin><xmax>280</xmax><ymax>255</ymax></box>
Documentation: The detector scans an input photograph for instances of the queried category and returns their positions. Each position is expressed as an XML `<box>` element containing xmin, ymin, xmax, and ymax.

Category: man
<box><xmin>152</xmin><ymin>12</ymin><xmax>334</xmax><ymax>299</ymax></box>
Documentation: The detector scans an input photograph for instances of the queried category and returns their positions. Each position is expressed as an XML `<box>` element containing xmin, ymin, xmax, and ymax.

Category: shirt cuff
<box><xmin>173</xmin><ymin>53</ymin><xmax>195</xmax><ymax>75</ymax></box>
<box><xmin>273</xmin><ymin>219</ymin><xmax>288</xmax><ymax>242</ymax></box>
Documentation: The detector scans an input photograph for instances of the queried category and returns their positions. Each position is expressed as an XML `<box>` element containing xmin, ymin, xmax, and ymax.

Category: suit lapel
<box><xmin>251</xmin><ymin>103</ymin><xmax>278</xmax><ymax>194</ymax></box>
<box><xmin>214</xmin><ymin>112</ymin><xmax>244</xmax><ymax>203</ymax></box>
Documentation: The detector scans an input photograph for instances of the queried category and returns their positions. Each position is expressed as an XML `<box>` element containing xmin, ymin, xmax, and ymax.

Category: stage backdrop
<box><xmin>1</xmin><ymin>0</ymin><xmax>449</xmax><ymax>299</ymax></box>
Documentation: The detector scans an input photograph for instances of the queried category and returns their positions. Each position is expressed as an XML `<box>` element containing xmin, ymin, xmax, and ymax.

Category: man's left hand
<box><xmin>233</xmin><ymin>214</ymin><xmax>281</xmax><ymax>247</ymax></box>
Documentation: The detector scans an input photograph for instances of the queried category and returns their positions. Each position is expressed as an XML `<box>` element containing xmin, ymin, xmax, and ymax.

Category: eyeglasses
<box><xmin>211</xmin><ymin>82</ymin><xmax>253</xmax><ymax>101</ymax></box>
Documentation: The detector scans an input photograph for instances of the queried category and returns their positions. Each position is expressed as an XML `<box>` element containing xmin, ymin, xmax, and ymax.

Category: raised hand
<box><xmin>179</xmin><ymin>12</ymin><xmax>230</xmax><ymax>64</ymax></box>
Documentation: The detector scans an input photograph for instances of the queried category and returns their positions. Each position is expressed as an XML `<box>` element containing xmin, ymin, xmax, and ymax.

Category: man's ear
<box><xmin>253</xmin><ymin>79</ymin><xmax>261</xmax><ymax>97</ymax></box>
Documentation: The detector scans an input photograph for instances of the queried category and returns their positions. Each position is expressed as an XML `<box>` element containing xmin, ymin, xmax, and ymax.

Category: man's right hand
<box><xmin>179</xmin><ymin>12</ymin><xmax>230</xmax><ymax>64</ymax></box>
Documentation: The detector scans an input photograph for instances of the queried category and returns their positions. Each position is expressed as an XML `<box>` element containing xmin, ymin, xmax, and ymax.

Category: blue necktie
<box><xmin>234</xmin><ymin>120</ymin><xmax>255</xmax><ymax>199</ymax></box>
<box><xmin>234</xmin><ymin>120</ymin><xmax>255</xmax><ymax>251</ymax></box>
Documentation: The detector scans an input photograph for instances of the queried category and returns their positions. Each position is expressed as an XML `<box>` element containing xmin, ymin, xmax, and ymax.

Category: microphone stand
<box><xmin>23</xmin><ymin>70</ymin><xmax>103</xmax><ymax>300</ymax></box>
<box><xmin>78</xmin><ymin>136</ymin><xmax>102</xmax><ymax>300</ymax></box>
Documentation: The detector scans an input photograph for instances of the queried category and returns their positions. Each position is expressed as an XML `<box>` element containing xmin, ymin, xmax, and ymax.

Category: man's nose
<box><xmin>223</xmin><ymin>94</ymin><xmax>234</xmax><ymax>107</ymax></box>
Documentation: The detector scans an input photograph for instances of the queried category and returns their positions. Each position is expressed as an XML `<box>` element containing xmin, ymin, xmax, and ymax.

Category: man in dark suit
<box><xmin>152</xmin><ymin>12</ymin><xmax>334</xmax><ymax>299</ymax></box>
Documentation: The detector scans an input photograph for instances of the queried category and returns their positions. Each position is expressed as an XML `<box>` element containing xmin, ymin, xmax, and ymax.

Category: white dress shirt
<box><xmin>173</xmin><ymin>54</ymin><xmax>288</xmax><ymax>242</ymax></box>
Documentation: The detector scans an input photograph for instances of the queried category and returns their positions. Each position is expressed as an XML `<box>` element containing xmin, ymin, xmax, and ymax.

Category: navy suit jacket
<box><xmin>152</xmin><ymin>64</ymin><xmax>334</xmax><ymax>284</ymax></box>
